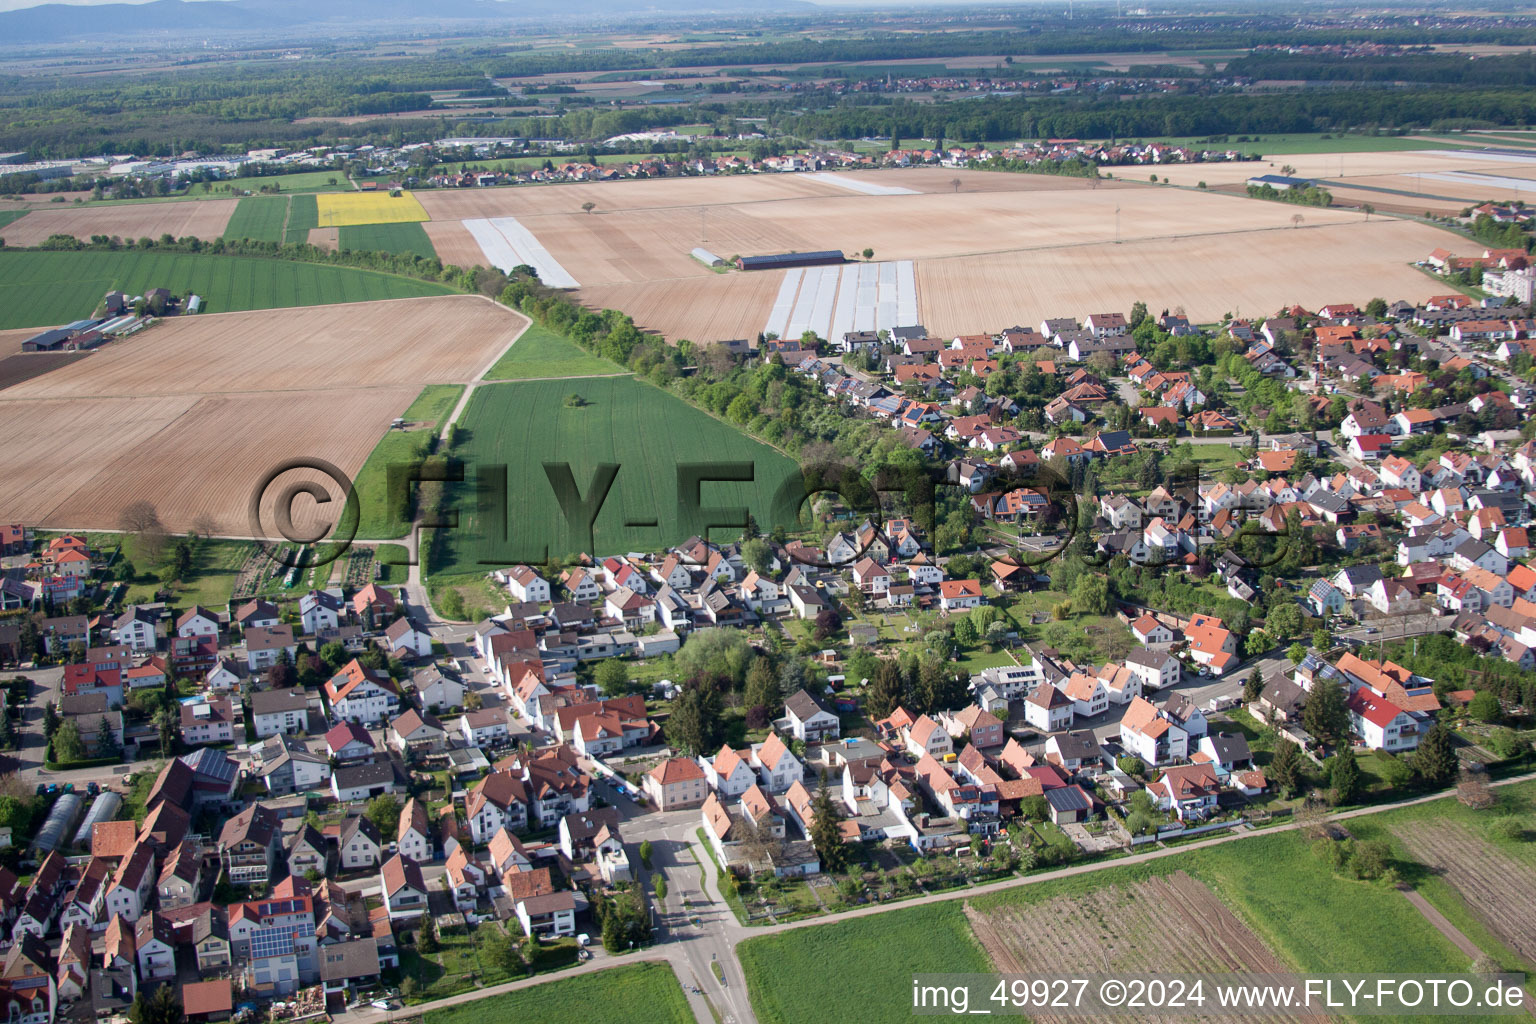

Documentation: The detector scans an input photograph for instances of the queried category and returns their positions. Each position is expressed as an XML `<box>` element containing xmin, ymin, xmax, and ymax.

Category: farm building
<box><xmin>21</xmin><ymin>328</ymin><xmax>74</xmax><ymax>352</ymax></box>
<box><xmin>737</xmin><ymin>250</ymin><xmax>845</xmax><ymax>271</ymax></box>
<box><xmin>1246</xmin><ymin>175</ymin><xmax>1317</xmax><ymax>191</ymax></box>
<box><xmin>691</xmin><ymin>248</ymin><xmax>726</xmax><ymax>268</ymax></box>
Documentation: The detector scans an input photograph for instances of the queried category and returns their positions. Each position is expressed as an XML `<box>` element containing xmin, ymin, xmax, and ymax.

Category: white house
<box><xmin>751</xmin><ymin>734</ymin><xmax>803</xmax><ymax>793</ymax></box>
<box><xmin>1119</xmin><ymin>696</ymin><xmax>1188</xmax><ymax>766</ymax></box>
<box><xmin>504</xmin><ymin>566</ymin><xmax>551</xmax><ymax>603</ymax></box>
<box><xmin>1347</xmin><ymin>689</ymin><xmax>1421</xmax><ymax>753</ymax></box>
<box><xmin>1023</xmin><ymin>684</ymin><xmax>1074</xmax><ymax>732</ymax></box>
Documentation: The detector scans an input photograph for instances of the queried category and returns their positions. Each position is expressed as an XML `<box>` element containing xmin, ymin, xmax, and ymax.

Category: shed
<box><xmin>690</xmin><ymin>247</ymin><xmax>725</xmax><ymax>268</ymax></box>
<box><xmin>737</xmin><ymin>250</ymin><xmax>845</xmax><ymax>271</ymax></box>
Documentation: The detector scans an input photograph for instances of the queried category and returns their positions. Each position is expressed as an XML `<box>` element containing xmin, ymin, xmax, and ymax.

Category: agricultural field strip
<box><xmin>804</xmin><ymin>171</ymin><xmax>919</xmax><ymax>196</ymax></box>
<box><xmin>1413</xmin><ymin>171</ymin><xmax>1536</xmax><ymax>192</ymax></box>
<box><xmin>965</xmin><ymin>872</ymin><xmax>1320</xmax><ymax>1024</ymax></box>
<box><xmin>770</xmin><ymin>259</ymin><xmax>918</xmax><ymax>339</ymax></box>
<box><xmin>314</xmin><ymin>190</ymin><xmax>430</xmax><ymax>227</ymax></box>
<box><xmin>463</xmin><ymin>216</ymin><xmax>580</xmax><ymax>287</ymax></box>
<box><xmin>763</xmin><ymin>268</ymin><xmax>803</xmax><ymax>340</ymax></box>
<box><xmin>1393</xmin><ymin>822</ymin><xmax>1536</xmax><ymax>965</ymax></box>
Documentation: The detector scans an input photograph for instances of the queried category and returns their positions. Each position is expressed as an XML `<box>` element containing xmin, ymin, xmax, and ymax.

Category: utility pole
<box><xmin>1115</xmin><ymin>205</ymin><xmax>1121</xmax><ymax>244</ymax></box>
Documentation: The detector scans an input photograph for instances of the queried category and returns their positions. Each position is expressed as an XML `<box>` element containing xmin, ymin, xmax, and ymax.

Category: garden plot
<box><xmin>463</xmin><ymin>216</ymin><xmax>581</xmax><ymax>287</ymax></box>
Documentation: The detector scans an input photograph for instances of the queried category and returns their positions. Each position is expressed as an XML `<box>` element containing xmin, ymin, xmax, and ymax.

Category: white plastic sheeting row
<box><xmin>763</xmin><ymin>260</ymin><xmax>919</xmax><ymax>342</ymax></box>
<box><xmin>463</xmin><ymin>217</ymin><xmax>580</xmax><ymax>288</ymax></box>
<box><xmin>804</xmin><ymin>172</ymin><xmax>920</xmax><ymax>196</ymax></box>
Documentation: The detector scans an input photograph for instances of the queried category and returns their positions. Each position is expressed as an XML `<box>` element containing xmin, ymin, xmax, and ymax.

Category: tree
<box><xmin>581</xmin><ymin>201</ymin><xmax>596</xmax><ymax>215</ymax></box>
<box><xmin>1412</xmin><ymin>724</ymin><xmax>1458</xmax><ymax>787</ymax></box>
<box><xmin>1116</xmin><ymin>755</ymin><xmax>1144</xmax><ymax>777</ymax></box>
<box><xmin>364</xmin><ymin>794</ymin><xmax>402</xmax><ymax>835</ymax></box>
<box><xmin>743</xmin><ymin>658</ymin><xmax>781</xmax><ymax>721</ymax></box>
<box><xmin>1071</xmin><ymin>573</ymin><xmax>1110</xmax><ymax>615</ymax></box>
<box><xmin>129</xmin><ymin>984</ymin><xmax>183</xmax><ymax>1024</ymax></box>
<box><xmin>1267</xmin><ymin>602</ymin><xmax>1302</xmax><ymax>639</ymax></box>
<box><xmin>952</xmin><ymin>615</ymin><xmax>978</xmax><ymax>647</ymax></box>
<box><xmin>1287</xmin><ymin>642</ymin><xmax>1308</xmax><ymax>665</ymax></box>
<box><xmin>1312</xmin><ymin>628</ymin><xmax>1332</xmax><ymax>653</ymax></box>
<box><xmin>865</xmin><ymin>659</ymin><xmax>907</xmax><ymax>720</ymax></box>
<box><xmin>950</xmin><ymin>177</ymin><xmax>962</xmax><ymax>193</ymax></box>
<box><xmin>1271</xmin><ymin>738</ymin><xmax>1303</xmax><ymax>797</ymax></box>
<box><xmin>1244</xmin><ymin>630</ymin><xmax>1271</xmax><ymax>657</ymax></box>
<box><xmin>808</xmin><ymin>777</ymin><xmax>850</xmax><ymax>872</ymax></box>
<box><xmin>97</xmin><ymin>716</ymin><xmax>121</xmax><ymax>758</ymax></box>
<box><xmin>1302</xmin><ymin>681</ymin><xmax>1349</xmax><ymax>747</ymax></box>
<box><xmin>1327</xmin><ymin>746</ymin><xmax>1361</xmax><ymax>805</ymax></box>
<box><xmin>741</xmin><ymin>537</ymin><xmax>772</xmax><ymax>576</ymax></box>
<box><xmin>1291</xmin><ymin>213</ymin><xmax>1304</xmax><ymax>229</ymax></box>
<box><xmin>417</xmin><ymin>918</ymin><xmax>439</xmax><ymax>954</ymax></box>
<box><xmin>1243</xmin><ymin>668</ymin><xmax>1265</xmax><ymax>703</ymax></box>
<box><xmin>639</xmin><ymin>840</ymin><xmax>653</xmax><ymax>869</ymax></box>
<box><xmin>593</xmin><ymin>659</ymin><xmax>630</xmax><ymax>697</ymax></box>
<box><xmin>861</xmin><ymin>247</ymin><xmax>874</xmax><ymax>259</ymax></box>
<box><xmin>154</xmin><ymin>706</ymin><xmax>176</xmax><ymax>756</ymax></box>
<box><xmin>1467</xmin><ymin>691</ymin><xmax>1501</xmax><ymax>724</ymax></box>
<box><xmin>653</xmin><ymin>876</ymin><xmax>667</xmax><ymax>902</ymax></box>
<box><xmin>667</xmin><ymin>680</ymin><xmax>723</xmax><ymax>755</ymax></box>
<box><xmin>52</xmin><ymin>719</ymin><xmax>85</xmax><ymax>764</ymax></box>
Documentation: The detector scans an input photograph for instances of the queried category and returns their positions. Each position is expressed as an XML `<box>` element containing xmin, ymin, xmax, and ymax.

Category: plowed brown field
<box><xmin>0</xmin><ymin>295</ymin><xmax>526</xmax><ymax>534</ymax></box>
<box><xmin>0</xmin><ymin>199</ymin><xmax>238</xmax><ymax>246</ymax></box>
<box><xmin>1395</xmin><ymin>821</ymin><xmax>1536</xmax><ymax>965</ymax></box>
<box><xmin>578</xmin><ymin>272</ymin><xmax>787</xmax><ymax>343</ymax></box>
<box><xmin>966</xmin><ymin>871</ymin><xmax>1331</xmax><ymax>1024</ymax></box>
<box><xmin>308</xmin><ymin>227</ymin><xmax>339</xmax><ymax>251</ymax></box>
<box><xmin>421</xmin><ymin>219</ymin><xmax>486</xmax><ymax>269</ymax></box>
<box><xmin>915</xmin><ymin>218</ymin><xmax>1451</xmax><ymax>336</ymax></box>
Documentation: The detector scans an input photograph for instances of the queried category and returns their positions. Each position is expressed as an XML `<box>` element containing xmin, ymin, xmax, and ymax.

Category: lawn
<box><xmin>0</xmin><ymin>209</ymin><xmax>30</xmax><ymax>230</ymax></box>
<box><xmin>0</xmin><ymin>249</ymin><xmax>457</xmax><ymax>329</ymax></box>
<box><xmin>283</xmin><ymin>193</ymin><xmax>319</xmax><ymax>244</ymax></box>
<box><xmin>481</xmin><ymin>323</ymin><xmax>625</xmax><ymax>381</ymax></box>
<box><xmin>422</xmin><ymin>962</ymin><xmax>691</xmax><ymax>1024</ymax></box>
<box><xmin>121</xmin><ymin>538</ymin><xmax>252</xmax><ymax>608</ymax></box>
<box><xmin>223</xmin><ymin>197</ymin><xmax>289</xmax><ymax>242</ymax></box>
<box><xmin>427</xmin><ymin>375</ymin><xmax>803</xmax><ymax>571</ymax></box>
<box><xmin>738</xmin><ymin>903</ymin><xmax>989</xmax><ymax>1024</ymax></box>
<box><xmin>338</xmin><ymin>221</ymin><xmax>438</xmax><ymax>260</ymax></box>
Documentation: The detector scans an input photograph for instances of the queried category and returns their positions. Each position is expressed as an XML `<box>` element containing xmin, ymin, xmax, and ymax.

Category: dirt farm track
<box><xmin>0</xmin><ymin>295</ymin><xmax>525</xmax><ymax>536</ymax></box>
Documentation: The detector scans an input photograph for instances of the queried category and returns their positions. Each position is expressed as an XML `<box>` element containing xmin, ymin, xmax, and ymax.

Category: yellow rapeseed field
<box><xmin>315</xmin><ymin>191</ymin><xmax>430</xmax><ymax>227</ymax></box>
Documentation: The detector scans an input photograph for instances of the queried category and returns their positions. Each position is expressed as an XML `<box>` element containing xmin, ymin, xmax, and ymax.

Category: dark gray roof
<box><xmin>784</xmin><ymin>688</ymin><xmax>833</xmax><ymax>722</ymax></box>
<box><xmin>1204</xmin><ymin>732</ymin><xmax>1251</xmax><ymax>764</ymax></box>
<box><xmin>334</xmin><ymin>761</ymin><xmax>394</xmax><ymax>790</ymax></box>
<box><xmin>250</xmin><ymin>687</ymin><xmax>310</xmax><ymax>715</ymax></box>
<box><xmin>319</xmin><ymin>937</ymin><xmax>381</xmax><ymax>982</ymax></box>
<box><xmin>1052</xmin><ymin>729</ymin><xmax>1100</xmax><ymax>761</ymax></box>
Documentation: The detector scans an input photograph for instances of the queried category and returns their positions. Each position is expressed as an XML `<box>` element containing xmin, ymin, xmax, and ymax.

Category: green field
<box><xmin>351</xmin><ymin>385</ymin><xmax>464</xmax><ymax>540</ymax></box>
<box><xmin>740</xmin><ymin>904</ymin><xmax>989</xmax><ymax>1024</ymax></box>
<box><xmin>740</xmin><ymin>786</ymin><xmax>1536</xmax><ymax>1024</ymax></box>
<box><xmin>189</xmin><ymin>170</ymin><xmax>355</xmax><ymax>196</ymax></box>
<box><xmin>0</xmin><ymin>209</ymin><xmax>30</xmax><ymax>231</ymax></box>
<box><xmin>482</xmin><ymin>323</ymin><xmax>625</xmax><ymax>380</ymax></box>
<box><xmin>422</xmin><ymin>962</ymin><xmax>691</xmax><ymax>1024</ymax></box>
<box><xmin>0</xmin><ymin>249</ymin><xmax>457</xmax><ymax>329</ymax></box>
<box><xmin>427</xmin><ymin>375</ymin><xmax>803</xmax><ymax>571</ymax></box>
<box><xmin>339</xmin><ymin>221</ymin><xmax>438</xmax><ymax>260</ymax></box>
<box><xmin>223</xmin><ymin>196</ymin><xmax>289</xmax><ymax>242</ymax></box>
<box><xmin>283</xmin><ymin>193</ymin><xmax>319</xmax><ymax>244</ymax></box>
<box><xmin>1134</xmin><ymin>132</ymin><xmax>1467</xmax><ymax>156</ymax></box>
<box><xmin>404</xmin><ymin>384</ymin><xmax>466</xmax><ymax>429</ymax></box>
